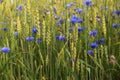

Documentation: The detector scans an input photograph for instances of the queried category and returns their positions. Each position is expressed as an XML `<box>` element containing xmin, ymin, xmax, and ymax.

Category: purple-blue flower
<box><xmin>77</xmin><ymin>18</ymin><xmax>84</xmax><ymax>23</ymax></box>
<box><xmin>14</xmin><ymin>31</ymin><xmax>18</xmax><ymax>36</ymax></box>
<box><xmin>78</xmin><ymin>26</ymin><xmax>83</xmax><ymax>32</ymax></box>
<box><xmin>26</xmin><ymin>36</ymin><xmax>34</xmax><ymax>41</ymax></box>
<box><xmin>1</xmin><ymin>47</ymin><xmax>10</xmax><ymax>53</ymax></box>
<box><xmin>59</xmin><ymin>35</ymin><xmax>66</xmax><ymax>41</ymax></box>
<box><xmin>32</xmin><ymin>27</ymin><xmax>38</xmax><ymax>33</ymax></box>
<box><xmin>57</xmin><ymin>19</ymin><xmax>64</xmax><ymax>26</ymax></box>
<box><xmin>96</xmin><ymin>38</ymin><xmax>105</xmax><ymax>44</ymax></box>
<box><xmin>54</xmin><ymin>14</ymin><xmax>60</xmax><ymax>19</ymax></box>
<box><xmin>69</xmin><ymin>27</ymin><xmax>73</xmax><ymax>32</ymax></box>
<box><xmin>55</xmin><ymin>35</ymin><xmax>66</xmax><ymax>41</ymax></box>
<box><xmin>89</xmin><ymin>30</ymin><xmax>98</xmax><ymax>37</ymax></box>
<box><xmin>66</xmin><ymin>2</ymin><xmax>74</xmax><ymax>8</ymax></box>
<box><xmin>70</xmin><ymin>15</ymin><xmax>83</xmax><ymax>24</ymax></box>
<box><xmin>16</xmin><ymin>5</ymin><xmax>23</xmax><ymax>11</ymax></box>
<box><xmin>112</xmin><ymin>23</ymin><xmax>119</xmax><ymax>28</ymax></box>
<box><xmin>83</xmin><ymin>0</ymin><xmax>93</xmax><ymax>6</ymax></box>
<box><xmin>90</xmin><ymin>42</ymin><xmax>98</xmax><ymax>49</ymax></box>
<box><xmin>88</xmin><ymin>50</ymin><xmax>94</xmax><ymax>56</ymax></box>
<box><xmin>69</xmin><ymin>27</ymin><xmax>83</xmax><ymax>32</ymax></box>
<box><xmin>55</xmin><ymin>35</ymin><xmax>60</xmax><ymax>40</ymax></box>
<box><xmin>114</xmin><ymin>10</ymin><xmax>120</xmax><ymax>15</ymax></box>
<box><xmin>2</xmin><ymin>28</ymin><xmax>8</xmax><ymax>31</ymax></box>
<box><xmin>74</xmin><ymin>8</ymin><xmax>83</xmax><ymax>14</ymax></box>
<box><xmin>70</xmin><ymin>18</ymin><xmax>77</xmax><ymax>24</ymax></box>
<box><xmin>36</xmin><ymin>38</ymin><xmax>42</xmax><ymax>43</ymax></box>
<box><xmin>53</xmin><ymin>6</ymin><xmax>57</xmax><ymax>14</ymax></box>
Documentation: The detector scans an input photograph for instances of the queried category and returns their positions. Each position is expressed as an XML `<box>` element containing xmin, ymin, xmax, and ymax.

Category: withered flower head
<box><xmin>109</xmin><ymin>55</ymin><xmax>116</xmax><ymax>65</ymax></box>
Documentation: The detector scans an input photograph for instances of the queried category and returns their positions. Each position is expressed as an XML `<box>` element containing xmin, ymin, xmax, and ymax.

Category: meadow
<box><xmin>0</xmin><ymin>0</ymin><xmax>120</xmax><ymax>80</ymax></box>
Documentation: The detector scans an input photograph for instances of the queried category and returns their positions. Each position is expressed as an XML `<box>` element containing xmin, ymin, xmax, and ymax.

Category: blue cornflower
<box><xmin>14</xmin><ymin>31</ymin><xmax>18</xmax><ymax>36</ymax></box>
<box><xmin>114</xmin><ymin>10</ymin><xmax>120</xmax><ymax>15</ymax></box>
<box><xmin>69</xmin><ymin>27</ymin><xmax>74</xmax><ymax>32</ymax></box>
<box><xmin>83</xmin><ymin>0</ymin><xmax>93</xmax><ymax>6</ymax></box>
<box><xmin>70</xmin><ymin>17</ymin><xmax>78</xmax><ymax>24</ymax></box>
<box><xmin>59</xmin><ymin>35</ymin><xmax>66</xmax><ymax>41</ymax></box>
<box><xmin>78</xmin><ymin>26</ymin><xmax>83</xmax><ymax>32</ymax></box>
<box><xmin>53</xmin><ymin>6</ymin><xmax>57</xmax><ymax>14</ymax></box>
<box><xmin>57</xmin><ymin>19</ymin><xmax>64</xmax><ymax>26</ymax></box>
<box><xmin>55</xmin><ymin>35</ymin><xmax>66</xmax><ymax>41</ymax></box>
<box><xmin>88</xmin><ymin>50</ymin><xmax>94</xmax><ymax>56</ymax></box>
<box><xmin>57</xmin><ymin>22</ymin><xmax>61</xmax><ymax>26</ymax></box>
<box><xmin>2</xmin><ymin>28</ymin><xmax>8</xmax><ymax>31</ymax></box>
<box><xmin>77</xmin><ymin>18</ymin><xmax>84</xmax><ymax>23</ymax></box>
<box><xmin>26</xmin><ymin>36</ymin><xmax>34</xmax><ymax>41</ymax></box>
<box><xmin>32</xmin><ymin>27</ymin><xmax>38</xmax><ymax>33</ymax></box>
<box><xmin>36</xmin><ymin>38</ymin><xmax>42</xmax><ymax>43</ymax></box>
<box><xmin>69</xmin><ymin>27</ymin><xmax>83</xmax><ymax>32</ymax></box>
<box><xmin>16</xmin><ymin>5</ymin><xmax>23</xmax><ymax>11</ymax></box>
<box><xmin>90</xmin><ymin>42</ymin><xmax>98</xmax><ymax>49</ymax></box>
<box><xmin>89</xmin><ymin>30</ymin><xmax>98</xmax><ymax>37</ymax></box>
<box><xmin>70</xmin><ymin>15</ymin><xmax>83</xmax><ymax>24</ymax></box>
<box><xmin>66</xmin><ymin>2</ymin><xmax>74</xmax><ymax>8</ymax></box>
<box><xmin>1</xmin><ymin>47</ymin><xmax>10</xmax><ymax>53</ymax></box>
<box><xmin>112</xmin><ymin>23</ymin><xmax>119</xmax><ymax>28</ymax></box>
<box><xmin>74</xmin><ymin>8</ymin><xmax>83</xmax><ymax>14</ymax></box>
<box><xmin>54</xmin><ymin>14</ymin><xmax>60</xmax><ymax>19</ymax></box>
<box><xmin>55</xmin><ymin>35</ymin><xmax>60</xmax><ymax>40</ymax></box>
<box><xmin>96</xmin><ymin>38</ymin><xmax>105</xmax><ymax>44</ymax></box>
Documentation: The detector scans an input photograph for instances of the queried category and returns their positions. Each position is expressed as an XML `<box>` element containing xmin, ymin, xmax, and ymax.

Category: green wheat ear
<box><xmin>35</xmin><ymin>9</ymin><xmax>41</xmax><ymax>38</ymax></box>
<box><xmin>76</xmin><ymin>58</ymin><xmax>80</xmax><ymax>73</ymax></box>
<box><xmin>102</xmin><ymin>16</ymin><xmax>106</xmax><ymax>37</ymax></box>
<box><xmin>42</xmin><ymin>20</ymin><xmax>46</xmax><ymax>41</ymax></box>
<box><xmin>46</xmin><ymin>23</ymin><xmax>51</xmax><ymax>46</ymax></box>
<box><xmin>10</xmin><ymin>17</ymin><xmax>14</xmax><ymax>34</ymax></box>
<box><xmin>5</xmin><ymin>0</ymin><xmax>11</xmax><ymax>14</ymax></box>
<box><xmin>93</xmin><ymin>7</ymin><xmax>97</xmax><ymax>29</ymax></box>
<box><xmin>70</xmin><ymin>38</ymin><xmax>76</xmax><ymax>72</ymax></box>
<box><xmin>17</xmin><ymin>16</ymin><xmax>21</xmax><ymax>34</ymax></box>
<box><xmin>75</xmin><ymin>24</ymin><xmax>78</xmax><ymax>43</ymax></box>
<box><xmin>24</xmin><ymin>5</ymin><xmax>27</xmax><ymax>25</ymax></box>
